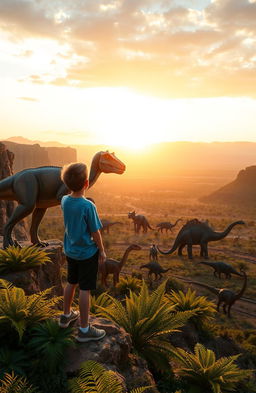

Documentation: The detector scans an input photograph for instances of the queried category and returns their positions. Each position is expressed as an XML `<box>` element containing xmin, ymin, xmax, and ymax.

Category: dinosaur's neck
<box><xmin>119</xmin><ymin>247</ymin><xmax>133</xmax><ymax>269</ymax></box>
<box><xmin>88</xmin><ymin>153</ymin><xmax>102</xmax><ymax>189</ymax></box>
<box><xmin>211</xmin><ymin>222</ymin><xmax>241</xmax><ymax>241</ymax></box>
<box><xmin>235</xmin><ymin>272</ymin><xmax>247</xmax><ymax>300</ymax></box>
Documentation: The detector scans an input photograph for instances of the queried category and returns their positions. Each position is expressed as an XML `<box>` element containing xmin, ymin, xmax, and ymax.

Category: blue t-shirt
<box><xmin>61</xmin><ymin>195</ymin><xmax>102</xmax><ymax>260</ymax></box>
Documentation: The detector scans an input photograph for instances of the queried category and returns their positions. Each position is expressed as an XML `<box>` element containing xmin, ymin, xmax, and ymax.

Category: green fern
<box><xmin>175</xmin><ymin>343</ymin><xmax>251</xmax><ymax>393</ymax></box>
<box><xmin>0</xmin><ymin>279</ymin><xmax>61</xmax><ymax>341</ymax></box>
<box><xmin>0</xmin><ymin>372</ymin><xmax>39</xmax><ymax>393</ymax></box>
<box><xmin>0</xmin><ymin>348</ymin><xmax>28</xmax><ymax>379</ymax></box>
<box><xmin>97</xmin><ymin>280</ymin><xmax>193</xmax><ymax>370</ymax></box>
<box><xmin>90</xmin><ymin>292</ymin><xmax>112</xmax><ymax>316</ymax></box>
<box><xmin>0</xmin><ymin>246</ymin><xmax>51</xmax><ymax>274</ymax></box>
<box><xmin>28</xmin><ymin>320</ymin><xmax>74</xmax><ymax>371</ymax></box>
<box><xmin>115</xmin><ymin>276</ymin><xmax>142</xmax><ymax>297</ymax></box>
<box><xmin>69</xmin><ymin>360</ymin><xmax>151</xmax><ymax>393</ymax></box>
<box><xmin>167</xmin><ymin>288</ymin><xmax>216</xmax><ymax>327</ymax></box>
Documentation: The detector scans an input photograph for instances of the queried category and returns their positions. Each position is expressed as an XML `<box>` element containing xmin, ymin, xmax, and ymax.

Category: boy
<box><xmin>59</xmin><ymin>162</ymin><xmax>106</xmax><ymax>343</ymax></box>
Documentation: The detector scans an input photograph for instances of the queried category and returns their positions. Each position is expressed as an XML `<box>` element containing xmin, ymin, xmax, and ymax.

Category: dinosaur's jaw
<box><xmin>99</xmin><ymin>151</ymin><xmax>126</xmax><ymax>174</ymax></box>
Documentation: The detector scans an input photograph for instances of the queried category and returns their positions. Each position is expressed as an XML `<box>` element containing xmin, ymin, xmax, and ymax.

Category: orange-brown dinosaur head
<box><xmin>98</xmin><ymin>151</ymin><xmax>126</xmax><ymax>174</ymax></box>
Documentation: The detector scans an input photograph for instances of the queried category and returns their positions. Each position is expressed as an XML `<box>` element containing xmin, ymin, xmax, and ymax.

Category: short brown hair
<box><xmin>61</xmin><ymin>162</ymin><xmax>88</xmax><ymax>192</ymax></box>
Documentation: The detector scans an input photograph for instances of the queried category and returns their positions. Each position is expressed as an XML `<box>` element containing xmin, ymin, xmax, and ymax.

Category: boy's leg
<box><xmin>79</xmin><ymin>289</ymin><xmax>90</xmax><ymax>328</ymax></box>
<box><xmin>63</xmin><ymin>282</ymin><xmax>77</xmax><ymax>315</ymax></box>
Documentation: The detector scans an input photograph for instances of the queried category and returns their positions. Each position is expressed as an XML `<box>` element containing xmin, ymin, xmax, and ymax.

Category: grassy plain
<box><xmin>39</xmin><ymin>174</ymin><xmax>256</xmax><ymax>331</ymax></box>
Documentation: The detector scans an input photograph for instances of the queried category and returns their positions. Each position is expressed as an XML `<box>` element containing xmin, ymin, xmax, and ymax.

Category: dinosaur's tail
<box><xmin>0</xmin><ymin>176</ymin><xmax>14</xmax><ymax>200</ymax></box>
<box><xmin>146</xmin><ymin>220</ymin><xmax>155</xmax><ymax>230</ymax></box>
<box><xmin>191</xmin><ymin>281</ymin><xmax>220</xmax><ymax>296</ymax></box>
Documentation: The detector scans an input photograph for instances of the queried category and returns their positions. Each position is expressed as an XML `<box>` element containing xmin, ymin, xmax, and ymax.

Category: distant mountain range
<box><xmin>200</xmin><ymin>166</ymin><xmax>256</xmax><ymax>205</ymax></box>
<box><xmin>3</xmin><ymin>136</ymin><xmax>256</xmax><ymax>179</ymax></box>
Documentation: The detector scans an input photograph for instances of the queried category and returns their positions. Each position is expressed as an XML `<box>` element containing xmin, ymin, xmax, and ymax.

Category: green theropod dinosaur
<box><xmin>0</xmin><ymin>151</ymin><xmax>125</xmax><ymax>248</ymax></box>
<box><xmin>200</xmin><ymin>261</ymin><xmax>243</xmax><ymax>279</ymax></box>
<box><xmin>140</xmin><ymin>261</ymin><xmax>171</xmax><ymax>280</ymax></box>
<box><xmin>157</xmin><ymin>219</ymin><xmax>245</xmax><ymax>259</ymax></box>
<box><xmin>156</xmin><ymin>219</ymin><xmax>182</xmax><ymax>233</ymax></box>
<box><xmin>128</xmin><ymin>211</ymin><xmax>154</xmax><ymax>233</ymax></box>
<box><xmin>195</xmin><ymin>271</ymin><xmax>247</xmax><ymax>318</ymax></box>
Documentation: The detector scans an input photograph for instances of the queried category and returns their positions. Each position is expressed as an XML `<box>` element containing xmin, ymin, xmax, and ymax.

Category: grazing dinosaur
<box><xmin>200</xmin><ymin>261</ymin><xmax>243</xmax><ymax>279</ymax></box>
<box><xmin>128</xmin><ymin>211</ymin><xmax>154</xmax><ymax>233</ymax></box>
<box><xmin>100</xmin><ymin>219</ymin><xmax>123</xmax><ymax>234</ymax></box>
<box><xmin>195</xmin><ymin>271</ymin><xmax>247</xmax><ymax>317</ymax></box>
<box><xmin>0</xmin><ymin>151</ymin><xmax>125</xmax><ymax>248</ymax></box>
<box><xmin>101</xmin><ymin>244</ymin><xmax>142</xmax><ymax>287</ymax></box>
<box><xmin>156</xmin><ymin>219</ymin><xmax>182</xmax><ymax>233</ymax></box>
<box><xmin>140</xmin><ymin>261</ymin><xmax>171</xmax><ymax>280</ymax></box>
<box><xmin>157</xmin><ymin>219</ymin><xmax>245</xmax><ymax>259</ymax></box>
<box><xmin>149</xmin><ymin>244</ymin><xmax>158</xmax><ymax>261</ymax></box>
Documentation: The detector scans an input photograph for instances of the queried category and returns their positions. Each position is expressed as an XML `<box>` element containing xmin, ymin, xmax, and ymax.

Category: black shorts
<box><xmin>66</xmin><ymin>250</ymin><xmax>99</xmax><ymax>290</ymax></box>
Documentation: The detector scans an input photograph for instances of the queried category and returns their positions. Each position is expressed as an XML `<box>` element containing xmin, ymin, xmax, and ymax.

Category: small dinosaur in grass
<box><xmin>149</xmin><ymin>244</ymin><xmax>158</xmax><ymax>261</ymax></box>
<box><xmin>200</xmin><ymin>261</ymin><xmax>243</xmax><ymax>279</ymax></box>
<box><xmin>194</xmin><ymin>270</ymin><xmax>247</xmax><ymax>318</ymax></box>
<box><xmin>101</xmin><ymin>244</ymin><xmax>141</xmax><ymax>287</ymax></box>
<box><xmin>140</xmin><ymin>261</ymin><xmax>171</xmax><ymax>280</ymax></box>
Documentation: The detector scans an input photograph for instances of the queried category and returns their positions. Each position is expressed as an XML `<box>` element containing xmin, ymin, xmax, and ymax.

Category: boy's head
<box><xmin>61</xmin><ymin>162</ymin><xmax>88</xmax><ymax>192</ymax></box>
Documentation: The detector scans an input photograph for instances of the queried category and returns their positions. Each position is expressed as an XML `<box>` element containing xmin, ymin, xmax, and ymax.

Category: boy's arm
<box><xmin>91</xmin><ymin>230</ymin><xmax>106</xmax><ymax>270</ymax></box>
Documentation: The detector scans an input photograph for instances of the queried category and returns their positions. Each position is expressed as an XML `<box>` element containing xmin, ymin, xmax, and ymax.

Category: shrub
<box><xmin>0</xmin><ymin>279</ymin><xmax>61</xmax><ymax>341</ymax></box>
<box><xmin>69</xmin><ymin>360</ymin><xmax>151</xmax><ymax>393</ymax></box>
<box><xmin>0</xmin><ymin>348</ymin><xmax>28</xmax><ymax>378</ymax></box>
<box><xmin>98</xmin><ymin>281</ymin><xmax>193</xmax><ymax>371</ymax></box>
<box><xmin>0</xmin><ymin>372</ymin><xmax>39</xmax><ymax>393</ymax></box>
<box><xmin>90</xmin><ymin>292</ymin><xmax>112</xmax><ymax>316</ymax></box>
<box><xmin>0</xmin><ymin>246</ymin><xmax>51</xmax><ymax>274</ymax></box>
<box><xmin>115</xmin><ymin>276</ymin><xmax>142</xmax><ymax>297</ymax></box>
<box><xmin>166</xmin><ymin>288</ymin><xmax>216</xmax><ymax>328</ymax></box>
<box><xmin>175</xmin><ymin>343</ymin><xmax>251</xmax><ymax>393</ymax></box>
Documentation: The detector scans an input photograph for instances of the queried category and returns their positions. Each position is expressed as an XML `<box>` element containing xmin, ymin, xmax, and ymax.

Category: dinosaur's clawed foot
<box><xmin>33</xmin><ymin>241</ymin><xmax>49</xmax><ymax>248</ymax></box>
<box><xmin>13</xmin><ymin>240</ymin><xmax>22</xmax><ymax>248</ymax></box>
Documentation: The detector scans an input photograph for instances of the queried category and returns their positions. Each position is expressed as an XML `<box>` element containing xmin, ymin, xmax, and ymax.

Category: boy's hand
<box><xmin>98</xmin><ymin>250</ymin><xmax>106</xmax><ymax>273</ymax></box>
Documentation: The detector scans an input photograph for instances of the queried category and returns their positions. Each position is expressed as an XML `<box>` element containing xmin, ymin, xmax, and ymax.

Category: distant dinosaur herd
<box><xmin>0</xmin><ymin>152</ymin><xmax>248</xmax><ymax>318</ymax></box>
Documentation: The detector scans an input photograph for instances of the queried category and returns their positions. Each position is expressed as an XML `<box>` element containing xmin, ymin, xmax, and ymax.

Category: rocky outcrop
<box><xmin>3</xmin><ymin>141</ymin><xmax>76</xmax><ymax>172</ymax></box>
<box><xmin>0</xmin><ymin>142</ymin><xmax>28</xmax><ymax>241</ymax></box>
<box><xmin>66</xmin><ymin>316</ymin><xmax>158</xmax><ymax>392</ymax></box>
<box><xmin>200</xmin><ymin>165</ymin><xmax>256</xmax><ymax>205</ymax></box>
<box><xmin>0</xmin><ymin>239</ymin><xmax>64</xmax><ymax>296</ymax></box>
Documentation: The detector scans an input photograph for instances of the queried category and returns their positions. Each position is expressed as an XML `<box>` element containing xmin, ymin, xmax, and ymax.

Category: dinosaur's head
<box><xmin>130</xmin><ymin>244</ymin><xmax>142</xmax><ymax>251</ymax></box>
<box><xmin>128</xmin><ymin>211</ymin><xmax>136</xmax><ymax>219</ymax></box>
<box><xmin>98</xmin><ymin>151</ymin><xmax>126</xmax><ymax>174</ymax></box>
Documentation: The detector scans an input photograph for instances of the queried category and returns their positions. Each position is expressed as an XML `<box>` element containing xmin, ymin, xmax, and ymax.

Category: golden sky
<box><xmin>0</xmin><ymin>0</ymin><xmax>256</xmax><ymax>147</ymax></box>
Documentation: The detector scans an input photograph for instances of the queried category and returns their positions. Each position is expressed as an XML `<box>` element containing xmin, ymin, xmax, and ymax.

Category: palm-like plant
<box><xmin>0</xmin><ymin>279</ymin><xmax>61</xmax><ymax>341</ymax></box>
<box><xmin>0</xmin><ymin>372</ymin><xmax>39</xmax><ymax>393</ymax></box>
<box><xmin>98</xmin><ymin>281</ymin><xmax>193</xmax><ymax>370</ymax></box>
<box><xmin>0</xmin><ymin>246</ymin><xmax>51</xmax><ymax>274</ymax></box>
<box><xmin>166</xmin><ymin>288</ymin><xmax>216</xmax><ymax>327</ymax></box>
<box><xmin>69</xmin><ymin>360</ymin><xmax>151</xmax><ymax>393</ymax></box>
<box><xmin>115</xmin><ymin>276</ymin><xmax>142</xmax><ymax>297</ymax></box>
<box><xmin>90</xmin><ymin>292</ymin><xmax>112</xmax><ymax>316</ymax></box>
<box><xmin>28</xmin><ymin>320</ymin><xmax>74</xmax><ymax>371</ymax></box>
<box><xmin>175</xmin><ymin>343</ymin><xmax>251</xmax><ymax>393</ymax></box>
<box><xmin>0</xmin><ymin>348</ymin><xmax>28</xmax><ymax>378</ymax></box>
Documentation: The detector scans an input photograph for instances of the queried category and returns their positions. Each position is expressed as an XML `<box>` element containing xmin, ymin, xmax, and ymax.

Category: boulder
<box><xmin>0</xmin><ymin>239</ymin><xmax>64</xmax><ymax>296</ymax></box>
<box><xmin>65</xmin><ymin>316</ymin><xmax>158</xmax><ymax>392</ymax></box>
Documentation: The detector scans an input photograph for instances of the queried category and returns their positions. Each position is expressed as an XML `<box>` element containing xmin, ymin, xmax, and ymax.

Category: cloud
<box><xmin>17</xmin><ymin>96</ymin><xmax>39</xmax><ymax>102</ymax></box>
<box><xmin>0</xmin><ymin>0</ymin><xmax>255</xmax><ymax>98</ymax></box>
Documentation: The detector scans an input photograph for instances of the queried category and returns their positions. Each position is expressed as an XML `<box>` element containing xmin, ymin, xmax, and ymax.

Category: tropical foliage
<box><xmin>98</xmin><ymin>280</ymin><xmax>193</xmax><ymax>370</ymax></box>
<box><xmin>0</xmin><ymin>246</ymin><xmax>51</xmax><ymax>274</ymax></box>
<box><xmin>175</xmin><ymin>343</ymin><xmax>251</xmax><ymax>393</ymax></box>
<box><xmin>0</xmin><ymin>372</ymin><xmax>39</xmax><ymax>393</ymax></box>
<box><xmin>166</xmin><ymin>288</ymin><xmax>216</xmax><ymax>327</ymax></box>
<box><xmin>0</xmin><ymin>279</ymin><xmax>61</xmax><ymax>341</ymax></box>
<box><xmin>115</xmin><ymin>276</ymin><xmax>142</xmax><ymax>296</ymax></box>
<box><xmin>28</xmin><ymin>320</ymin><xmax>74</xmax><ymax>371</ymax></box>
<box><xmin>69</xmin><ymin>360</ymin><xmax>151</xmax><ymax>393</ymax></box>
<box><xmin>90</xmin><ymin>292</ymin><xmax>112</xmax><ymax>316</ymax></box>
<box><xmin>0</xmin><ymin>348</ymin><xmax>28</xmax><ymax>378</ymax></box>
